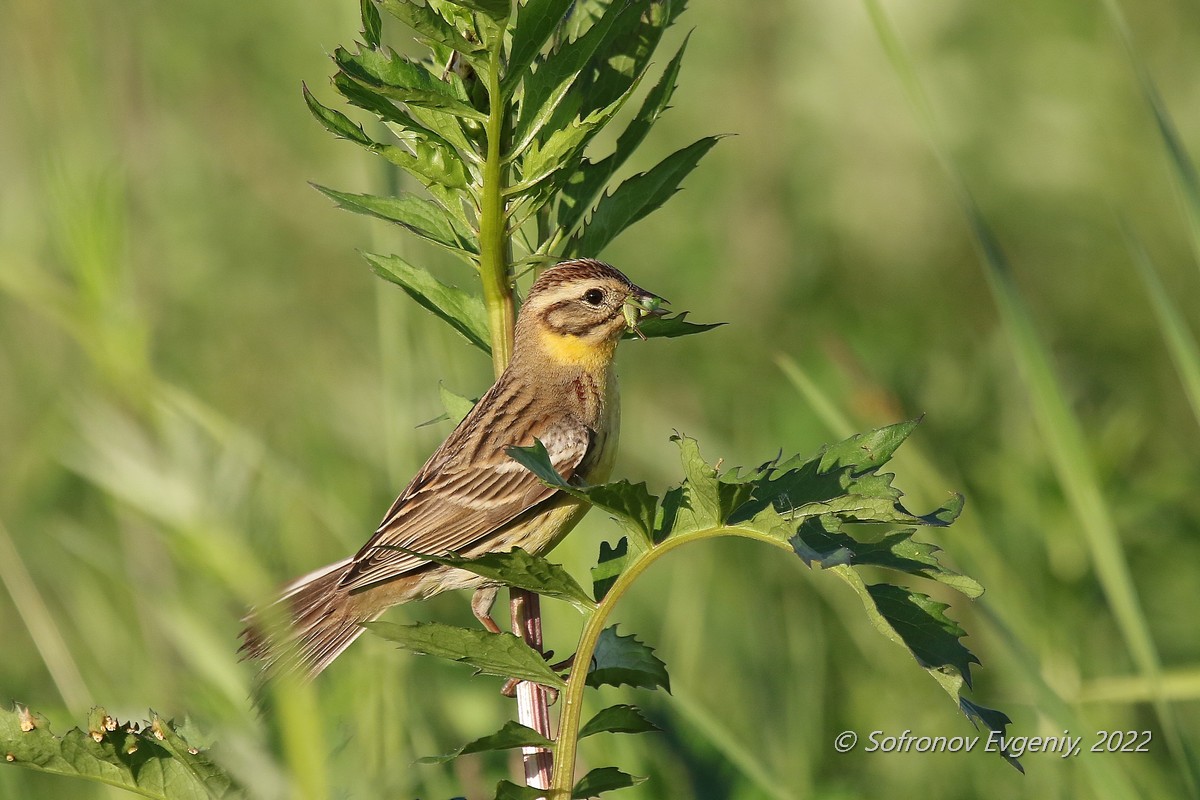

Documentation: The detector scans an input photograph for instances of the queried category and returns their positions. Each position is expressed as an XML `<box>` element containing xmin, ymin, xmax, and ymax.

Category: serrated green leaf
<box><xmin>366</xmin><ymin>621</ymin><xmax>566</xmax><ymax>688</ymax></box>
<box><xmin>440</xmin><ymin>382</ymin><xmax>476</xmax><ymax>424</ymax></box>
<box><xmin>363</xmin><ymin>253</ymin><xmax>490</xmax><ymax>352</ymax></box>
<box><xmin>509</xmin><ymin>0</ymin><xmax>628</xmax><ymax>155</ymax></box>
<box><xmin>418</xmin><ymin>720</ymin><xmax>553</xmax><ymax>764</ymax></box>
<box><xmin>567</xmin><ymin>136</ymin><xmax>719</xmax><ymax>257</ymax></box>
<box><xmin>315</xmin><ymin>187</ymin><xmax>476</xmax><ymax>255</ymax></box>
<box><xmin>333</xmin><ymin>72</ymin><xmax>465</xmax><ymax>153</ymax></box>
<box><xmin>379</xmin><ymin>0</ymin><xmax>485</xmax><ymax>56</ymax></box>
<box><xmin>621</xmin><ymin>312</ymin><xmax>723</xmax><ymax>341</ymax></box>
<box><xmin>582</xmin><ymin>481</ymin><xmax>658</xmax><ymax>542</ymax></box>
<box><xmin>653</xmin><ymin>486</ymin><xmax>684</xmax><ymax>543</ymax></box>
<box><xmin>586</xmin><ymin>626</ymin><xmax>670</xmax><ymax>692</ymax></box>
<box><xmin>572</xmin><ymin>766</ymin><xmax>647</xmax><ymax>798</ymax></box>
<box><xmin>578</xmin><ymin>705</ymin><xmax>660</xmax><ymax>739</ymax></box>
<box><xmin>377</xmin><ymin>132</ymin><xmax>471</xmax><ymax>190</ymax></box>
<box><xmin>867</xmin><ymin>583</ymin><xmax>979</xmax><ymax>686</ymax></box>
<box><xmin>514</xmin><ymin>74</ymin><xmax>644</xmax><ymax>196</ymax></box>
<box><xmin>591</xmin><ymin>537</ymin><xmax>630</xmax><ymax>601</ymax></box>
<box><xmin>304</xmin><ymin>84</ymin><xmax>374</xmax><ymax>147</ymax></box>
<box><xmin>558</xmin><ymin>35</ymin><xmax>690</xmax><ymax>236</ymax></box>
<box><xmin>360</xmin><ymin>0</ymin><xmax>382</xmax><ymax>48</ymax></box>
<box><xmin>1</xmin><ymin>706</ymin><xmax>244</xmax><ymax>799</ymax></box>
<box><xmin>335</xmin><ymin>46</ymin><xmax>486</xmax><ymax>120</ymax></box>
<box><xmin>505</xmin><ymin>0</ymin><xmax>576</xmax><ymax>96</ymax></box>
<box><xmin>335</xmin><ymin>70</ymin><xmax>479</xmax><ymax>156</ymax></box>
<box><xmin>790</xmin><ymin>517</ymin><xmax>983</xmax><ymax>597</ymax></box>
<box><xmin>547</xmin><ymin>0</ymin><xmax>673</xmax><ymax>138</ymax></box>
<box><xmin>517</xmin><ymin>104</ymin><xmax>614</xmax><ymax>191</ymax></box>
<box><xmin>727</xmin><ymin>420</ymin><xmax>956</xmax><ymax>531</ymax></box>
<box><xmin>668</xmin><ymin>434</ymin><xmax>753</xmax><ymax>532</ymax></box>
<box><xmin>815</xmin><ymin>418</ymin><xmax>922</xmax><ymax>473</ymax></box>
<box><xmin>960</xmin><ymin>698</ymin><xmax>1023</xmax><ymax>773</ymax></box>
<box><xmin>790</xmin><ymin>487</ymin><xmax>962</xmax><ymax>528</ymax></box>
<box><xmin>506</xmin><ymin>440</ymin><xmax>658</xmax><ymax>543</ymax></box>
<box><xmin>392</xmin><ymin>546</ymin><xmax>596</xmax><ymax>612</ymax></box>
<box><xmin>815</xmin><ymin>565</ymin><xmax>1020</xmax><ymax>769</ymax></box>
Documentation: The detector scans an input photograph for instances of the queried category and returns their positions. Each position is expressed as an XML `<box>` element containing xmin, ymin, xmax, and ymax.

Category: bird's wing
<box><xmin>337</xmin><ymin>414</ymin><xmax>591</xmax><ymax>593</ymax></box>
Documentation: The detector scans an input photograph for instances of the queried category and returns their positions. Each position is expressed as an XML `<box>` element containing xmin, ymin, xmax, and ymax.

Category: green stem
<box><xmin>548</xmin><ymin>526</ymin><xmax>793</xmax><ymax>797</ymax></box>
<box><xmin>479</xmin><ymin>45</ymin><xmax>514</xmax><ymax>377</ymax></box>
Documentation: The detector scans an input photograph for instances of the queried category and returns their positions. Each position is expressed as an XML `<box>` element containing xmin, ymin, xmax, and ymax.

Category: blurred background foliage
<box><xmin>2</xmin><ymin>0</ymin><xmax>1198</xmax><ymax>798</ymax></box>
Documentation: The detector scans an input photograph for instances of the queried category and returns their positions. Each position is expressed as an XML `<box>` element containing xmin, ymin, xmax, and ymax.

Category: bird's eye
<box><xmin>582</xmin><ymin>288</ymin><xmax>604</xmax><ymax>306</ymax></box>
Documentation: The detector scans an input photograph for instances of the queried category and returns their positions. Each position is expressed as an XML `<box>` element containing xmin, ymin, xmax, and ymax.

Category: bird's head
<box><xmin>515</xmin><ymin>259</ymin><xmax>667</xmax><ymax>370</ymax></box>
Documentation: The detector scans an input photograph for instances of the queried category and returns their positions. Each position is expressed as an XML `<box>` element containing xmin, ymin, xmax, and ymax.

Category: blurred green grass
<box><xmin>2</xmin><ymin>0</ymin><xmax>1199</xmax><ymax>798</ymax></box>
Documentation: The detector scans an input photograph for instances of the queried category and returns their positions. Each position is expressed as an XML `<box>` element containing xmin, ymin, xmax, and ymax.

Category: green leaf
<box><xmin>417</xmin><ymin>382</ymin><xmax>477</xmax><ymax>428</ymax></box>
<box><xmin>335</xmin><ymin>46</ymin><xmax>486</xmax><ymax>121</ymax></box>
<box><xmin>547</xmin><ymin>0</ymin><xmax>674</xmax><ymax>136</ymax></box>
<box><xmin>418</xmin><ymin>720</ymin><xmax>553</xmax><ymax>764</ymax></box>
<box><xmin>728</xmin><ymin>420</ymin><xmax>962</xmax><ymax>532</ymax></box>
<box><xmin>363</xmin><ymin>253</ymin><xmax>490</xmax><ymax>352</ymax></box>
<box><xmin>558</xmin><ymin>35</ymin><xmax>690</xmax><ymax>236</ymax></box>
<box><xmin>668</xmin><ymin>434</ymin><xmax>754</xmax><ymax>533</ymax></box>
<box><xmin>366</xmin><ymin>621</ymin><xmax>566</xmax><ymax>688</ymax></box>
<box><xmin>506</xmin><ymin>440</ymin><xmax>658</xmax><ymax>542</ymax></box>
<box><xmin>334</xmin><ymin>71</ymin><xmax>479</xmax><ymax>157</ymax></box>
<box><xmin>582</xmin><ymin>481</ymin><xmax>658</xmax><ymax>542</ymax></box>
<box><xmin>567</xmin><ymin>136</ymin><xmax>720</xmax><ymax>257</ymax></box>
<box><xmin>814</xmin><ymin>417</ymin><xmax>922</xmax><ymax>473</ymax></box>
<box><xmin>621</xmin><ymin>312</ymin><xmax>724</xmax><ymax>341</ymax></box>
<box><xmin>586</xmin><ymin>626</ymin><xmax>670</xmax><ymax>692</ymax></box>
<box><xmin>867</xmin><ymin>583</ymin><xmax>979</xmax><ymax>685</ymax></box>
<box><xmin>360</xmin><ymin>0</ymin><xmax>382</xmax><ymax>48</ymax></box>
<box><xmin>332</xmin><ymin>73</ymin><xmax>473</xmax><ymax>168</ymax></box>
<box><xmin>440</xmin><ymin>382</ymin><xmax>476</xmax><ymax>424</ymax></box>
<box><xmin>495</xmin><ymin>780</ymin><xmax>548</xmax><ymax>800</ymax></box>
<box><xmin>392</xmin><ymin>546</ymin><xmax>597</xmax><ymax>612</ymax></box>
<box><xmin>304</xmin><ymin>84</ymin><xmax>374</xmax><ymax>147</ymax></box>
<box><xmin>0</xmin><ymin>706</ymin><xmax>243</xmax><ymax>799</ymax></box>
<box><xmin>591</xmin><ymin>537</ymin><xmax>631</xmax><ymax>602</ymax></box>
<box><xmin>515</xmin><ymin>75</ymin><xmax>644</xmax><ymax>194</ymax></box>
<box><xmin>815</xmin><ymin>564</ymin><xmax>1020</xmax><ymax>769</ymax></box>
<box><xmin>378</xmin><ymin>0</ymin><xmax>485</xmax><ymax>56</ymax></box>
<box><xmin>791</xmin><ymin>517</ymin><xmax>983</xmax><ymax>598</ymax></box>
<box><xmin>960</xmin><ymin>698</ymin><xmax>1023</xmax><ymax>773</ymax></box>
<box><xmin>505</xmin><ymin>0</ymin><xmax>576</xmax><ymax>95</ymax></box>
<box><xmin>377</xmin><ymin>133</ymin><xmax>471</xmax><ymax>190</ymax></box>
<box><xmin>314</xmin><ymin>186</ymin><xmax>476</xmax><ymax>255</ymax></box>
<box><xmin>510</xmin><ymin>0</ymin><xmax>628</xmax><ymax>154</ymax></box>
<box><xmin>578</xmin><ymin>705</ymin><xmax>660</xmax><ymax>739</ymax></box>
<box><xmin>572</xmin><ymin>766</ymin><xmax>647</xmax><ymax>798</ymax></box>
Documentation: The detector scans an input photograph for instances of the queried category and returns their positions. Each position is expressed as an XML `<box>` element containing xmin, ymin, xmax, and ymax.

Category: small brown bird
<box><xmin>240</xmin><ymin>259</ymin><xmax>665</xmax><ymax>679</ymax></box>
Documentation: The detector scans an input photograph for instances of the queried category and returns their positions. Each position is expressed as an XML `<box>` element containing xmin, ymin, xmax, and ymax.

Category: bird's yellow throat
<box><xmin>536</xmin><ymin>326</ymin><xmax>617</xmax><ymax>371</ymax></box>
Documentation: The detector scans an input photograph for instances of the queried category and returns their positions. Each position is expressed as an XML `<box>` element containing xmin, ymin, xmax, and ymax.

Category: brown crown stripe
<box><xmin>530</xmin><ymin>259</ymin><xmax>635</xmax><ymax>295</ymax></box>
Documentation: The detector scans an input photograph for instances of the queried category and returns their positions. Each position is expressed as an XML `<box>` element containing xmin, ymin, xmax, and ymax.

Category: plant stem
<box><xmin>511</xmin><ymin>591</ymin><xmax>554</xmax><ymax>788</ymax></box>
<box><xmin>548</xmin><ymin>526</ymin><xmax>793</xmax><ymax>797</ymax></box>
<box><xmin>479</xmin><ymin>49</ymin><xmax>514</xmax><ymax>376</ymax></box>
<box><xmin>476</xmin><ymin>41</ymin><xmax>552</xmax><ymax>791</ymax></box>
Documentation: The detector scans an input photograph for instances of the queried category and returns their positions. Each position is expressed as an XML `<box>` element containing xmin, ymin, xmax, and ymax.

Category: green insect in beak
<box><xmin>624</xmin><ymin>292</ymin><xmax>668</xmax><ymax>340</ymax></box>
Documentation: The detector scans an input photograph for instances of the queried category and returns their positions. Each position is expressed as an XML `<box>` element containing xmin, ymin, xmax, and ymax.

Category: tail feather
<box><xmin>240</xmin><ymin>558</ymin><xmax>379</xmax><ymax>681</ymax></box>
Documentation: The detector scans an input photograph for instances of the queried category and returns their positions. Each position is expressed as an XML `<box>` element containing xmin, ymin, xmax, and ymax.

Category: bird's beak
<box><xmin>623</xmin><ymin>289</ymin><xmax>670</xmax><ymax>340</ymax></box>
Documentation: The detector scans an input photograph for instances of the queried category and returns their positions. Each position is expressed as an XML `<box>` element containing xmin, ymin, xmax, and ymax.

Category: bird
<box><xmin>240</xmin><ymin>258</ymin><xmax>666</xmax><ymax>680</ymax></box>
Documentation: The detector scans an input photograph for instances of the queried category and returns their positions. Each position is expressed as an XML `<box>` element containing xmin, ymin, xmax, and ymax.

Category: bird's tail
<box><xmin>239</xmin><ymin>558</ymin><xmax>378</xmax><ymax>681</ymax></box>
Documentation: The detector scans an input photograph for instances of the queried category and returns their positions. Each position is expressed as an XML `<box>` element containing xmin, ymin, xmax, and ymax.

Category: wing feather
<box><xmin>338</xmin><ymin>410</ymin><xmax>591</xmax><ymax>593</ymax></box>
